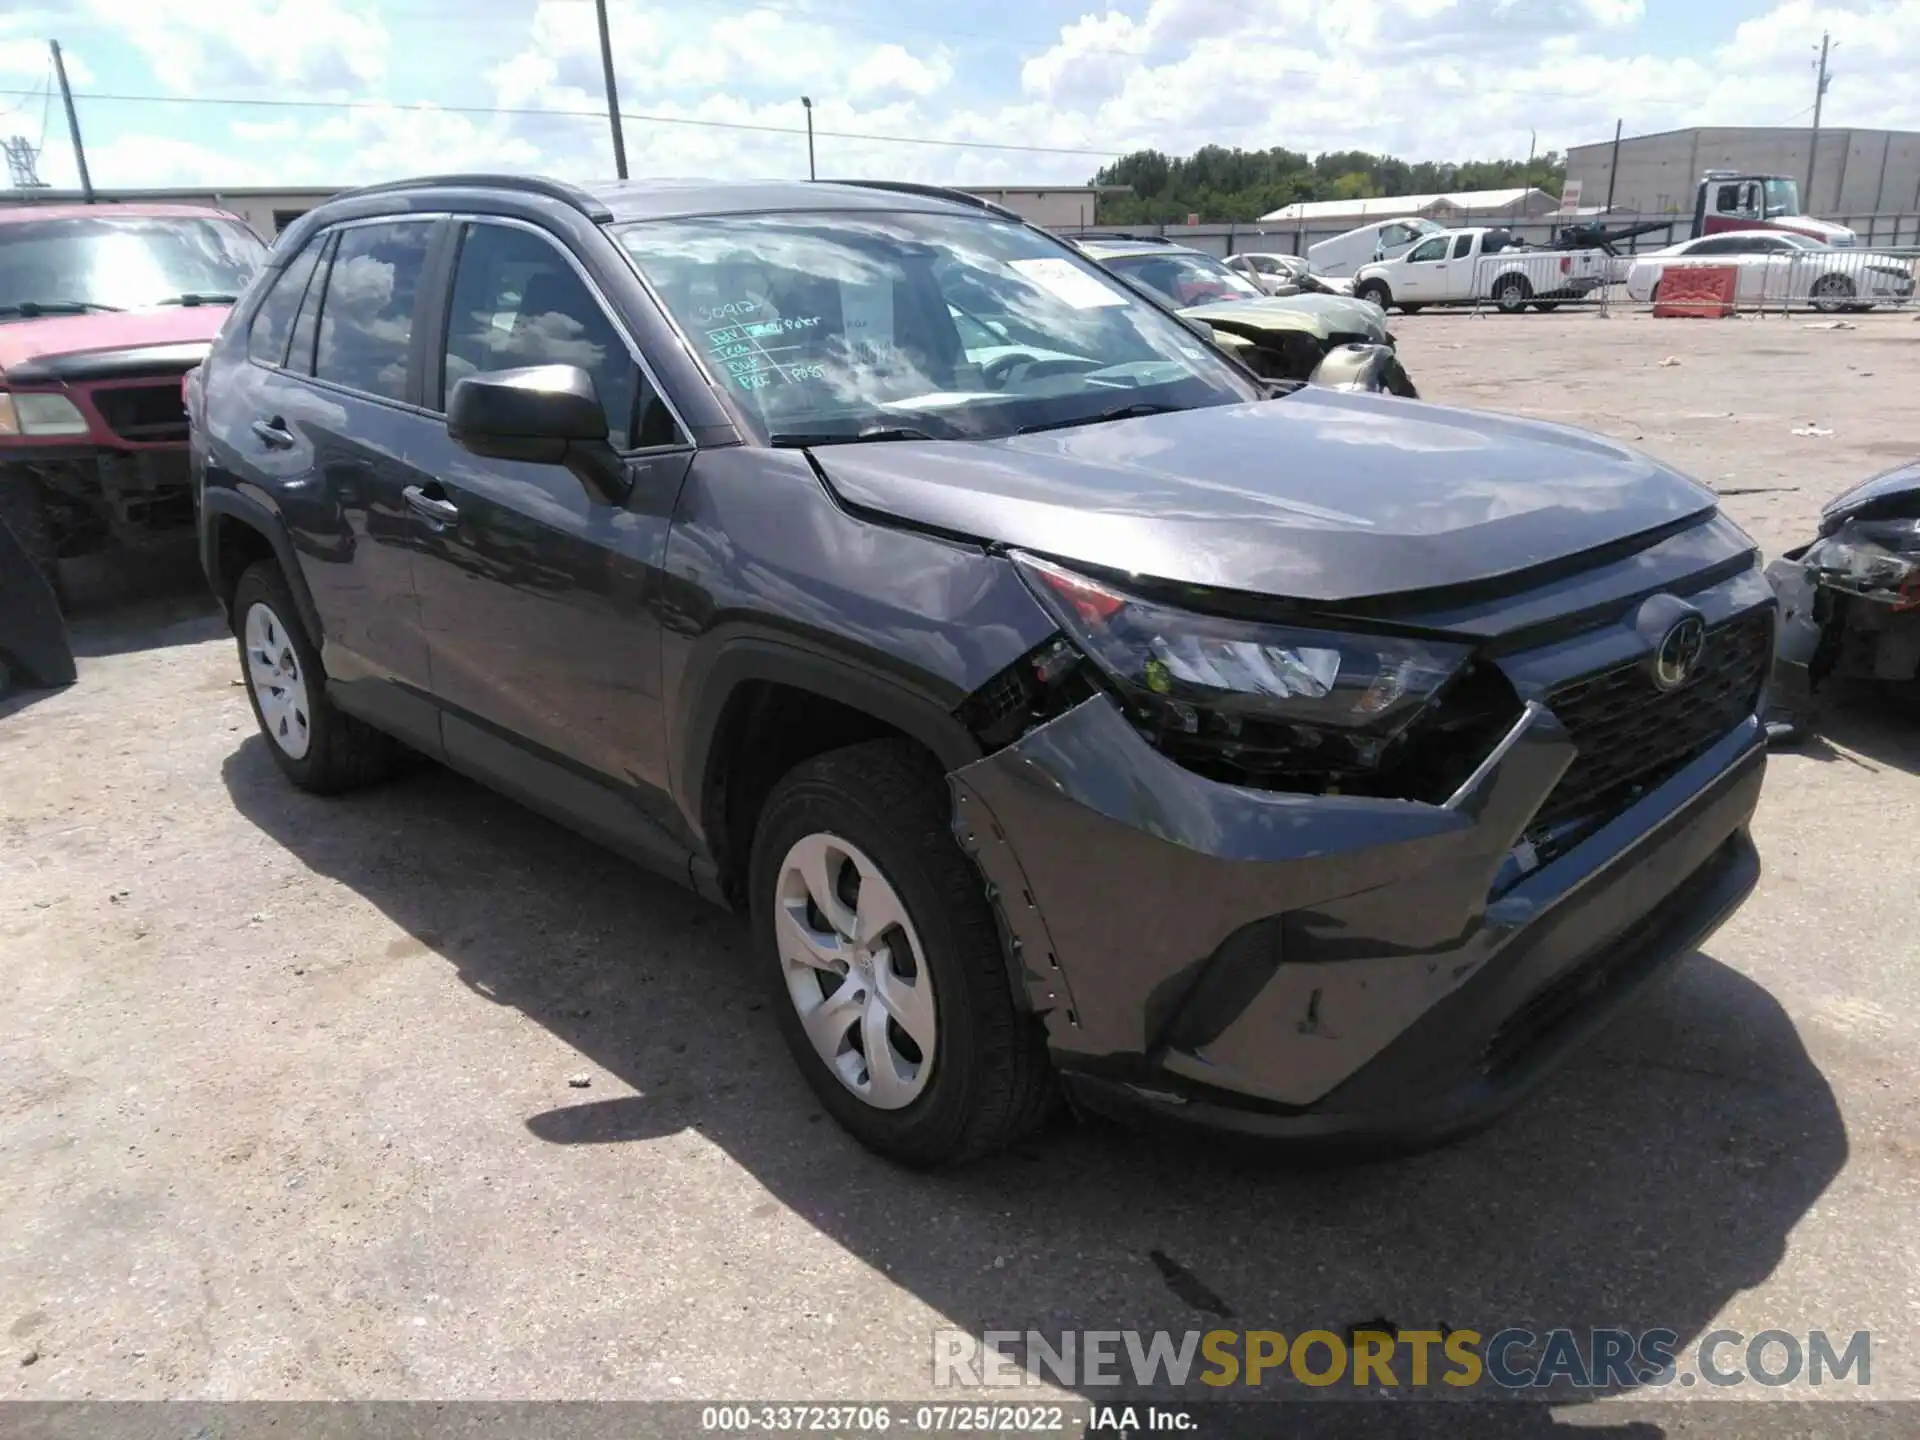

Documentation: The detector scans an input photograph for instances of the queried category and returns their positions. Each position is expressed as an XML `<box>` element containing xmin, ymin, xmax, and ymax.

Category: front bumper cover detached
<box><xmin>950</xmin><ymin>692</ymin><xmax>1764</xmax><ymax>1149</ymax></box>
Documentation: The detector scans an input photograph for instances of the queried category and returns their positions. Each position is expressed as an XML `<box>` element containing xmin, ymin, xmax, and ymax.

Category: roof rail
<box><xmin>330</xmin><ymin>173</ymin><xmax>614</xmax><ymax>223</ymax></box>
<box><xmin>816</xmin><ymin>179</ymin><xmax>1024</xmax><ymax>223</ymax></box>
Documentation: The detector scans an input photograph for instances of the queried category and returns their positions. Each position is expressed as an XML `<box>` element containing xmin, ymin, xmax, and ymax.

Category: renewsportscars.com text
<box><xmin>934</xmin><ymin>1327</ymin><xmax>1871</xmax><ymax>1392</ymax></box>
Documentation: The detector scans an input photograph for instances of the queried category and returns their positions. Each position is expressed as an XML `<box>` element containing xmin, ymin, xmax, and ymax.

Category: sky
<box><xmin>1</xmin><ymin>0</ymin><xmax>1917</xmax><ymax>192</ymax></box>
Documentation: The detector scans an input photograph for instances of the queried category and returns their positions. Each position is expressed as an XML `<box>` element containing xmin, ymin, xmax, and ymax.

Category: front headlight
<box><xmin>1013</xmin><ymin>552</ymin><xmax>1475</xmax><ymax>786</ymax></box>
<box><xmin>0</xmin><ymin>391</ymin><xmax>89</xmax><ymax>437</ymax></box>
<box><xmin>1806</xmin><ymin>519</ymin><xmax>1920</xmax><ymax>608</ymax></box>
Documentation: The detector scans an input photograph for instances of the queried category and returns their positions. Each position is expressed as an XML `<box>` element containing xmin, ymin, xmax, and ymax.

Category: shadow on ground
<box><xmin>222</xmin><ymin>740</ymin><xmax>1848</xmax><ymax>1437</ymax></box>
<box><xmin>1782</xmin><ymin>682</ymin><xmax>1920</xmax><ymax>777</ymax></box>
<box><xmin>66</xmin><ymin>595</ymin><xmax>225</xmax><ymax>660</ymax></box>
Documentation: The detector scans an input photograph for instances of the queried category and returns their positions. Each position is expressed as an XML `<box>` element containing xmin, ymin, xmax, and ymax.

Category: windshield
<box><xmin>0</xmin><ymin>216</ymin><xmax>267</xmax><ymax>319</ymax></box>
<box><xmin>1763</xmin><ymin>178</ymin><xmax>1800</xmax><ymax>218</ymax></box>
<box><xmin>615</xmin><ymin>212</ymin><xmax>1258</xmax><ymax>443</ymax></box>
<box><xmin>1101</xmin><ymin>250</ymin><xmax>1264</xmax><ymax>308</ymax></box>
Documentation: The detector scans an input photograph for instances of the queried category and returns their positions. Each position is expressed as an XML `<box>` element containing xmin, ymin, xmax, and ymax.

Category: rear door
<box><xmin>242</xmin><ymin>217</ymin><xmax>446</xmax><ymax>750</ymax></box>
<box><xmin>406</xmin><ymin>217</ymin><xmax>695</xmax><ymax>838</ymax></box>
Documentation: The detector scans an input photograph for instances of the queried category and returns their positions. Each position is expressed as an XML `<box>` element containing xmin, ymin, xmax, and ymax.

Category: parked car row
<box><xmin>9</xmin><ymin>174</ymin><xmax>1780</xmax><ymax>1174</ymax></box>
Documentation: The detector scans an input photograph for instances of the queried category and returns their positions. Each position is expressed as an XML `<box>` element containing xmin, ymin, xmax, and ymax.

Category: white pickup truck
<box><xmin>1351</xmin><ymin>227</ymin><xmax>1610</xmax><ymax>314</ymax></box>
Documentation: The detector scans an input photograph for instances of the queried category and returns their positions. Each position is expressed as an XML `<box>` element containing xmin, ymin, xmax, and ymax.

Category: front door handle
<box><xmin>251</xmin><ymin>417</ymin><xmax>295</xmax><ymax>449</ymax></box>
<box><xmin>403</xmin><ymin>484</ymin><xmax>460</xmax><ymax>526</ymax></box>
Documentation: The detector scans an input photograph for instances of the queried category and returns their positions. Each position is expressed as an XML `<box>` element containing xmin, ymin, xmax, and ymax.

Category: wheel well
<box><xmin>212</xmin><ymin>515</ymin><xmax>277</xmax><ymax>616</ymax></box>
<box><xmin>704</xmin><ymin>680</ymin><xmax>929</xmax><ymax>907</ymax></box>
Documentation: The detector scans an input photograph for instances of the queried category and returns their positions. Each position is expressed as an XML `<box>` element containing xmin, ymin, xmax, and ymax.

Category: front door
<box><xmin>1396</xmin><ymin>235</ymin><xmax>1453</xmax><ymax>301</ymax></box>
<box><xmin>407</xmin><ymin>219</ymin><xmax>696</xmax><ymax>841</ymax></box>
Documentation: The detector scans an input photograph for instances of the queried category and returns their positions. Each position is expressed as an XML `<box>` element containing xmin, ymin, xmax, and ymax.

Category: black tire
<box><xmin>0</xmin><ymin>469</ymin><xmax>61</xmax><ymax>605</ymax></box>
<box><xmin>1354</xmin><ymin>280</ymin><xmax>1391</xmax><ymax>309</ymax></box>
<box><xmin>230</xmin><ymin>559</ymin><xmax>402</xmax><ymax>794</ymax></box>
<box><xmin>749</xmin><ymin>739</ymin><xmax>1055</xmax><ymax>1166</ymax></box>
<box><xmin>1493</xmin><ymin>275</ymin><xmax>1532</xmax><ymax>314</ymax></box>
<box><xmin>1810</xmin><ymin>273</ymin><xmax>1855</xmax><ymax>313</ymax></box>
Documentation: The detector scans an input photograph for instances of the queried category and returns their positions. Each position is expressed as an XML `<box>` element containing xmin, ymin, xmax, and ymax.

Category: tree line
<box><xmin>1090</xmin><ymin>146</ymin><xmax>1568</xmax><ymax>224</ymax></box>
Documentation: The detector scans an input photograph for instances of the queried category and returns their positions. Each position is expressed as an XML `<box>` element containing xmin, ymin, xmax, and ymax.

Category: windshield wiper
<box><xmin>1016</xmin><ymin>402</ymin><xmax>1185</xmax><ymax>435</ymax></box>
<box><xmin>0</xmin><ymin>299</ymin><xmax>124</xmax><ymax>317</ymax></box>
<box><xmin>769</xmin><ymin>426</ymin><xmax>937</xmax><ymax>447</ymax></box>
<box><xmin>156</xmin><ymin>292</ymin><xmax>240</xmax><ymax>307</ymax></box>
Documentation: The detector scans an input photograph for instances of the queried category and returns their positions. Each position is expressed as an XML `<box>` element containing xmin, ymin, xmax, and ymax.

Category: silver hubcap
<box><xmin>244</xmin><ymin>601</ymin><xmax>312</xmax><ymax>760</ymax></box>
<box><xmin>775</xmin><ymin>832</ymin><xmax>936</xmax><ymax>1110</ymax></box>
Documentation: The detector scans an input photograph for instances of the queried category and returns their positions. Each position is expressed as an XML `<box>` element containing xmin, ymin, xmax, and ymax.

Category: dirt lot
<box><xmin>3</xmin><ymin>310</ymin><xmax>1917</xmax><ymax>1425</ymax></box>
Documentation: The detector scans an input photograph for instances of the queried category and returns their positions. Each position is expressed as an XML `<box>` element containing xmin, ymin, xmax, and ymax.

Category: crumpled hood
<box><xmin>0</xmin><ymin>305</ymin><xmax>228</xmax><ymax>380</ymax></box>
<box><xmin>1178</xmin><ymin>293</ymin><xmax>1390</xmax><ymax>343</ymax></box>
<box><xmin>814</xmin><ymin>388</ymin><xmax>1720</xmax><ymax>604</ymax></box>
<box><xmin>1820</xmin><ymin>458</ymin><xmax>1920</xmax><ymax>533</ymax></box>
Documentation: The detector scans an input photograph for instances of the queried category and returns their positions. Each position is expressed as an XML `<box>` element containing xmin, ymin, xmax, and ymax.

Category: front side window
<box><xmin>615</xmin><ymin>211</ymin><xmax>1257</xmax><ymax>442</ymax></box>
<box><xmin>0</xmin><ymin>216</ymin><xmax>266</xmax><ymax>319</ymax></box>
<box><xmin>314</xmin><ymin>222</ymin><xmax>434</xmax><ymax>403</ymax></box>
<box><xmin>1763</xmin><ymin>178</ymin><xmax>1800</xmax><ymax>217</ymax></box>
<box><xmin>1407</xmin><ymin>237</ymin><xmax>1449</xmax><ymax>263</ymax></box>
<box><xmin>443</xmin><ymin>223</ymin><xmax>679</xmax><ymax>449</ymax></box>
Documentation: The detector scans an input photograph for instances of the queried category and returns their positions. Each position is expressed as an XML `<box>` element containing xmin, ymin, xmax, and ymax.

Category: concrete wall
<box><xmin>964</xmin><ymin>188</ymin><xmax>1104</xmax><ymax>228</ymax></box>
<box><xmin>1566</xmin><ymin>128</ymin><xmax>1920</xmax><ymax>219</ymax></box>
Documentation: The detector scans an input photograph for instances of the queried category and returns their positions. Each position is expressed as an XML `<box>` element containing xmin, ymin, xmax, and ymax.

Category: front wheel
<box><xmin>1354</xmin><ymin>280</ymin><xmax>1392</xmax><ymax>309</ymax></box>
<box><xmin>749</xmin><ymin>739</ymin><xmax>1054</xmax><ymax>1166</ymax></box>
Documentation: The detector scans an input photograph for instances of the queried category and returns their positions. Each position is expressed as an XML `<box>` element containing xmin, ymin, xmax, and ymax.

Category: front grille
<box><xmin>91</xmin><ymin>382</ymin><xmax>188</xmax><ymax>444</ymax></box>
<box><xmin>1529</xmin><ymin>607</ymin><xmax>1772</xmax><ymax>843</ymax></box>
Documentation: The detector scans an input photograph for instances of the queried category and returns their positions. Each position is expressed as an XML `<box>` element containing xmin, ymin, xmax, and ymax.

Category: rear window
<box><xmin>247</xmin><ymin>240</ymin><xmax>323</xmax><ymax>367</ymax></box>
<box><xmin>313</xmin><ymin>222</ymin><xmax>435</xmax><ymax>403</ymax></box>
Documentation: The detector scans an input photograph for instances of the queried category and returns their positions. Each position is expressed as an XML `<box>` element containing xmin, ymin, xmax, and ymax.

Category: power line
<box><xmin>0</xmin><ymin>86</ymin><xmax>1118</xmax><ymax>157</ymax></box>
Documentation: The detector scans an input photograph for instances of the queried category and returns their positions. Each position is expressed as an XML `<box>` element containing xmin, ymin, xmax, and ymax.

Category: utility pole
<box><xmin>49</xmin><ymin>41</ymin><xmax>92</xmax><ymax>203</ymax></box>
<box><xmin>1605</xmin><ymin>117</ymin><xmax>1623</xmax><ymax>211</ymax></box>
<box><xmin>801</xmin><ymin>96</ymin><xmax>815</xmax><ymax>181</ymax></box>
<box><xmin>1806</xmin><ymin>30</ymin><xmax>1833</xmax><ymax>210</ymax></box>
<box><xmin>593</xmin><ymin>0</ymin><xmax>628</xmax><ymax>180</ymax></box>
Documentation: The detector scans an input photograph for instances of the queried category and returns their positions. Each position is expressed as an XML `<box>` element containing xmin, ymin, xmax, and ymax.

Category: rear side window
<box><xmin>285</xmin><ymin>234</ymin><xmax>335</xmax><ymax>376</ymax></box>
<box><xmin>314</xmin><ymin>221</ymin><xmax>435</xmax><ymax>403</ymax></box>
<box><xmin>1451</xmin><ymin>234</ymin><xmax>1473</xmax><ymax>259</ymax></box>
<box><xmin>442</xmin><ymin>222</ymin><xmax>678</xmax><ymax>449</ymax></box>
<box><xmin>247</xmin><ymin>241</ymin><xmax>322</xmax><ymax>367</ymax></box>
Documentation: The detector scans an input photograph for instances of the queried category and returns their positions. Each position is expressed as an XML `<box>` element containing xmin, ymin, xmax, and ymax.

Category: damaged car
<box><xmin>1</xmin><ymin>203</ymin><xmax>268</xmax><ymax>607</ymax></box>
<box><xmin>1072</xmin><ymin>236</ymin><xmax>1415</xmax><ymax>393</ymax></box>
<box><xmin>196</xmin><ymin>175</ymin><xmax>1769</xmax><ymax>1167</ymax></box>
<box><xmin>1766</xmin><ymin>460</ymin><xmax>1920</xmax><ymax>731</ymax></box>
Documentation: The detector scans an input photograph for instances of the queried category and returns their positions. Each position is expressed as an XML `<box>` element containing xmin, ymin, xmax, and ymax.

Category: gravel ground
<box><xmin>2</xmin><ymin>308</ymin><xmax>1916</xmax><ymax>1430</ymax></box>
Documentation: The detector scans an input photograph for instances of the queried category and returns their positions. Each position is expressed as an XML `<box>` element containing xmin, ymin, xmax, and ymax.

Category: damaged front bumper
<box><xmin>951</xmin><ymin>691</ymin><xmax>1764</xmax><ymax>1149</ymax></box>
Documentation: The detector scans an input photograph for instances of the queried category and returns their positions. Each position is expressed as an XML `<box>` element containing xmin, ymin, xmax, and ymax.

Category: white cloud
<box><xmin>23</xmin><ymin>0</ymin><xmax>1920</xmax><ymax>192</ymax></box>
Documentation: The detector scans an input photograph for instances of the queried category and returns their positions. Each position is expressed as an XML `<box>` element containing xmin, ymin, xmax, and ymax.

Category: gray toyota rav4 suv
<box><xmin>191</xmin><ymin>174</ymin><xmax>1772</xmax><ymax>1166</ymax></box>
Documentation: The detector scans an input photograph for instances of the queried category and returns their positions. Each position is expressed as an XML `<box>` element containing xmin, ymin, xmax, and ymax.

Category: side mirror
<box><xmin>446</xmin><ymin>364</ymin><xmax>624</xmax><ymax>504</ymax></box>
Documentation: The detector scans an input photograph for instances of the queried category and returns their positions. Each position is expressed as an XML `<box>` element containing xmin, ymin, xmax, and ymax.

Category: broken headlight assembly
<box><xmin>0</xmin><ymin>391</ymin><xmax>90</xmax><ymax>438</ymax></box>
<box><xmin>1013</xmin><ymin>551</ymin><xmax>1485</xmax><ymax>793</ymax></box>
<box><xmin>1804</xmin><ymin>518</ymin><xmax>1920</xmax><ymax>609</ymax></box>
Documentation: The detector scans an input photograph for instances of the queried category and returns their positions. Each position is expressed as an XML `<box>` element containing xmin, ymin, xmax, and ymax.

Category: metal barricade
<box><xmin>1607</xmin><ymin>246</ymin><xmax>1919</xmax><ymax>317</ymax></box>
<box><xmin>1467</xmin><ymin>250</ymin><xmax>1611</xmax><ymax>315</ymax></box>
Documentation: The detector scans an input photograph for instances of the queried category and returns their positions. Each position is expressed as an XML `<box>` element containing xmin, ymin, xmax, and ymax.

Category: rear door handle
<box><xmin>403</xmin><ymin>484</ymin><xmax>460</xmax><ymax>526</ymax></box>
<box><xmin>251</xmin><ymin>418</ymin><xmax>295</xmax><ymax>449</ymax></box>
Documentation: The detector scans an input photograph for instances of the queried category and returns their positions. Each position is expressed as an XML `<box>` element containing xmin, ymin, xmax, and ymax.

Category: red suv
<box><xmin>0</xmin><ymin>203</ymin><xmax>267</xmax><ymax>606</ymax></box>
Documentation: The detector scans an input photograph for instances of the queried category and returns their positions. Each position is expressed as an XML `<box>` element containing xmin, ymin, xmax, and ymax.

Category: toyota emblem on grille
<box><xmin>1652</xmin><ymin>615</ymin><xmax>1706</xmax><ymax>691</ymax></box>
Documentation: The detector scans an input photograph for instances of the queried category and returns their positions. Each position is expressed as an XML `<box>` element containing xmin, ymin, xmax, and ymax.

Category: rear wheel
<box><xmin>1810</xmin><ymin>273</ymin><xmax>1855</xmax><ymax>313</ymax></box>
<box><xmin>1493</xmin><ymin>275</ymin><xmax>1532</xmax><ymax>314</ymax></box>
<box><xmin>231</xmin><ymin>560</ymin><xmax>402</xmax><ymax>793</ymax></box>
<box><xmin>1354</xmin><ymin>280</ymin><xmax>1392</xmax><ymax>309</ymax></box>
<box><xmin>749</xmin><ymin>739</ymin><xmax>1054</xmax><ymax>1166</ymax></box>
